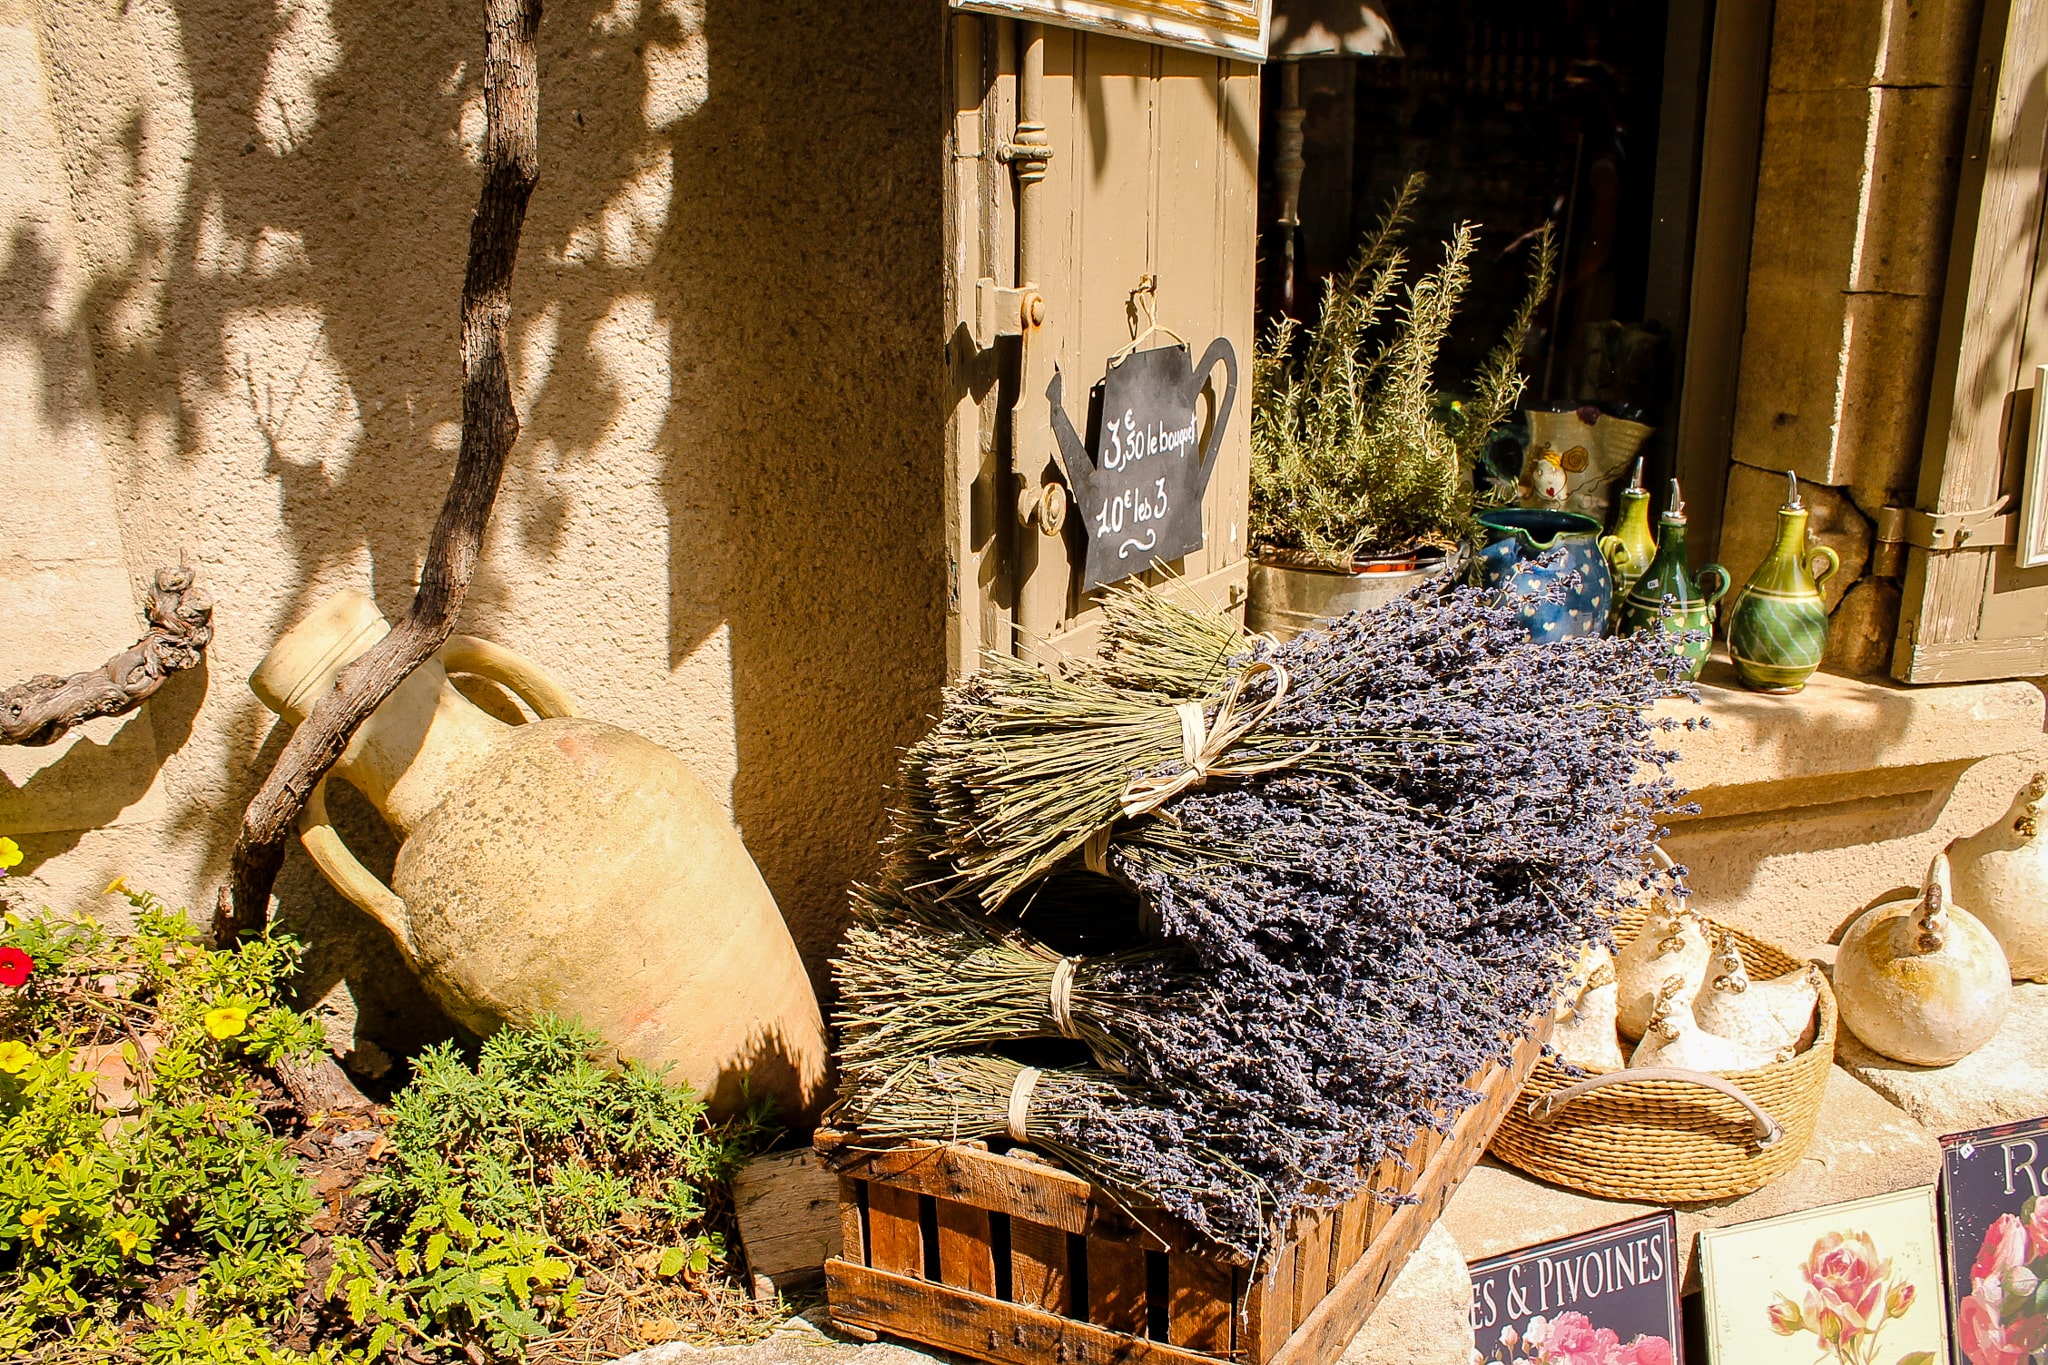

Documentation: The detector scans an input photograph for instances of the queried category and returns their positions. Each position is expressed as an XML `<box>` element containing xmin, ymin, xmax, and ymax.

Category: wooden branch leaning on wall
<box><xmin>0</xmin><ymin>566</ymin><xmax>214</xmax><ymax>747</ymax></box>
<box><xmin>212</xmin><ymin>0</ymin><xmax>543</xmax><ymax>947</ymax></box>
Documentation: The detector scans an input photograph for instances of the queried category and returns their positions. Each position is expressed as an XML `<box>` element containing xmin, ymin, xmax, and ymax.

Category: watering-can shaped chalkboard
<box><xmin>1047</xmin><ymin>338</ymin><xmax>1237</xmax><ymax>592</ymax></box>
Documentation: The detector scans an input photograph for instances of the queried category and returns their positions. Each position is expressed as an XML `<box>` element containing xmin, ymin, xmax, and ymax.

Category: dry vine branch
<box><xmin>212</xmin><ymin>0</ymin><xmax>543</xmax><ymax>945</ymax></box>
<box><xmin>0</xmin><ymin>565</ymin><xmax>213</xmax><ymax>747</ymax></box>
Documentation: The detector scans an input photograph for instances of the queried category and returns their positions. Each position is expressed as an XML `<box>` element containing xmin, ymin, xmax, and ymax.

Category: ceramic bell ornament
<box><xmin>1725</xmin><ymin>471</ymin><xmax>1840</xmax><ymax>693</ymax></box>
<box><xmin>1947</xmin><ymin>771</ymin><xmax>2048</xmax><ymax>981</ymax></box>
<box><xmin>1614</xmin><ymin>848</ymin><xmax>1711</xmax><ymax>1041</ymax></box>
<box><xmin>1629</xmin><ymin>976</ymin><xmax>1789</xmax><ymax>1071</ymax></box>
<box><xmin>1835</xmin><ymin>852</ymin><xmax>2011</xmax><ymax>1066</ymax></box>
<box><xmin>1615</xmin><ymin>479</ymin><xmax>1729</xmax><ymax>681</ymax></box>
<box><xmin>1552</xmin><ymin>943</ymin><xmax>1626</xmax><ymax>1071</ymax></box>
<box><xmin>1692</xmin><ymin>932</ymin><xmax>1821</xmax><ymax>1054</ymax></box>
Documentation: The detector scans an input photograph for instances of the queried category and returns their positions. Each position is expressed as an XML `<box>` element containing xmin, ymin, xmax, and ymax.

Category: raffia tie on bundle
<box><xmin>1007</xmin><ymin>1065</ymin><xmax>1042</xmax><ymax>1142</ymax></box>
<box><xmin>1126</xmin><ymin>656</ymin><xmax>1303</xmax><ymax>810</ymax></box>
<box><xmin>1083</xmin><ymin>661</ymin><xmax>1303</xmax><ymax>876</ymax></box>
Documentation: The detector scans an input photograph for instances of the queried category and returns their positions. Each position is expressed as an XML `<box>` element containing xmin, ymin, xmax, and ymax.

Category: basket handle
<box><xmin>1525</xmin><ymin>1066</ymin><xmax>1785</xmax><ymax>1149</ymax></box>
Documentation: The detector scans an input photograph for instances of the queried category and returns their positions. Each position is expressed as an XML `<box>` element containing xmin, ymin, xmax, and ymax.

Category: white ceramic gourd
<box><xmin>1692</xmin><ymin>932</ymin><xmax>1820</xmax><ymax>1055</ymax></box>
<box><xmin>1552</xmin><ymin>944</ymin><xmax>1626</xmax><ymax>1071</ymax></box>
<box><xmin>1629</xmin><ymin>977</ymin><xmax>1787</xmax><ymax>1072</ymax></box>
<box><xmin>1835</xmin><ymin>852</ymin><xmax>2011</xmax><ymax>1066</ymax></box>
<box><xmin>1614</xmin><ymin>851</ymin><xmax>1710</xmax><ymax>1041</ymax></box>
<box><xmin>1947</xmin><ymin>772</ymin><xmax>2048</xmax><ymax>981</ymax></box>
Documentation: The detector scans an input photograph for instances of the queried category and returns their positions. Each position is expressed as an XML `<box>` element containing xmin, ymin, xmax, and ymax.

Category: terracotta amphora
<box><xmin>251</xmin><ymin>590</ymin><xmax>830</xmax><ymax>1120</ymax></box>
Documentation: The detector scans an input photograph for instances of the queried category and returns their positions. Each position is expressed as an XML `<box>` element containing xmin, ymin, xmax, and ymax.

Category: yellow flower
<box><xmin>0</xmin><ymin>1040</ymin><xmax>32</xmax><ymax>1074</ymax></box>
<box><xmin>0</xmin><ymin>838</ymin><xmax>20</xmax><ymax>870</ymax></box>
<box><xmin>20</xmin><ymin>1206</ymin><xmax>56</xmax><ymax>1246</ymax></box>
<box><xmin>103</xmin><ymin>875</ymin><xmax>128</xmax><ymax>895</ymax></box>
<box><xmin>42</xmin><ymin>1152</ymin><xmax>65</xmax><ymax>1174</ymax></box>
<box><xmin>111</xmin><ymin>1227</ymin><xmax>139</xmax><ymax>1257</ymax></box>
<box><xmin>202</xmin><ymin>1006</ymin><xmax>248</xmax><ymax>1041</ymax></box>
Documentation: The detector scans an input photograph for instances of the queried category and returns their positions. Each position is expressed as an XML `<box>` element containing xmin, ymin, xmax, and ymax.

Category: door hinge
<box><xmin>971</xmin><ymin>279</ymin><xmax>1045</xmax><ymax>351</ymax></box>
<box><xmin>1874</xmin><ymin>498</ymin><xmax>2013</xmax><ymax>552</ymax></box>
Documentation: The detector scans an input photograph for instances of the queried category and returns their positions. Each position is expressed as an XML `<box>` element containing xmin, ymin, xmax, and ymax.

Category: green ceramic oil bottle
<box><xmin>1726</xmin><ymin>471</ymin><xmax>1840</xmax><ymax>693</ymax></box>
<box><xmin>1599</xmin><ymin>458</ymin><xmax>1657</xmax><ymax>620</ymax></box>
<box><xmin>1617</xmin><ymin>479</ymin><xmax>1729</xmax><ymax>681</ymax></box>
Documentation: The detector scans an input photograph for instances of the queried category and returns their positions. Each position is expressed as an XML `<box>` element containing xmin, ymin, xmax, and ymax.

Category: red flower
<box><xmin>1977</xmin><ymin>1215</ymin><xmax>2032</xmax><ymax>1290</ymax></box>
<box><xmin>2027</xmin><ymin>1199</ymin><xmax>2048</xmax><ymax>1262</ymax></box>
<box><xmin>1613</xmin><ymin>1335</ymin><xmax>1674</xmax><ymax>1365</ymax></box>
<box><xmin>0</xmin><ymin>947</ymin><xmax>30</xmax><ymax>988</ymax></box>
<box><xmin>1802</xmin><ymin>1230</ymin><xmax>1891</xmax><ymax>1344</ymax></box>
<box><xmin>1961</xmin><ymin>1293</ymin><xmax>2033</xmax><ymax>1365</ymax></box>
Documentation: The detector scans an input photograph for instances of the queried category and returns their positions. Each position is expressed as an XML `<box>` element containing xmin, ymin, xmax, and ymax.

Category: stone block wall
<box><xmin>0</xmin><ymin>0</ymin><xmax>949</xmax><ymax>1062</ymax></box>
<box><xmin>1719</xmin><ymin>0</ymin><xmax>1982</xmax><ymax>676</ymax></box>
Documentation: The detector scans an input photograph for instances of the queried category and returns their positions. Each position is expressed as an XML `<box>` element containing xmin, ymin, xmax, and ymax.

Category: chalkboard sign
<box><xmin>1046</xmin><ymin>339</ymin><xmax>1237</xmax><ymax>593</ymax></box>
<box><xmin>1469</xmin><ymin>1213</ymin><xmax>1680</xmax><ymax>1365</ymax></box>
<box><xmin>1940</xmin><ymin>1114</ymin><xmax>2048</xmax><ymax>1365</ymax></box>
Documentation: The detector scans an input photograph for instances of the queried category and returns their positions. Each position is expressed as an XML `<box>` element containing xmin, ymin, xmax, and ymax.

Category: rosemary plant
<box><xmin>1250</xmin><ymin>174</ymin><xmax>1557</xmax><ymax>566</ymax></box>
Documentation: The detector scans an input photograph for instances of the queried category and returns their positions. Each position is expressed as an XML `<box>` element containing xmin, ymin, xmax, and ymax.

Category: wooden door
<box><xmin>1893</xmin><ymin>0</ymin><xmax>2048</xmax><ymax>682</ymax></box>
<box><xmin>943</xmin><ymin>14</ymin><xmax>1260</xmax><ymax>675</ymax></box>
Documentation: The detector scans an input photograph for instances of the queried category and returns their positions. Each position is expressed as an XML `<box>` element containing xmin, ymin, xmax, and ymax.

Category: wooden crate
<box><xmin>821</xmin><ymin>1018</ymin><xmax>1551</xmax><ymax>1365</ymax></box>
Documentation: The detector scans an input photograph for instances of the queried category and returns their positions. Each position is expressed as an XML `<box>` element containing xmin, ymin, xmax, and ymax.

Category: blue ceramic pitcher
<box><xmin>1474</xmin><ymin>508</ymin><xmax>1614</xmax><ymax>642</ymax></box>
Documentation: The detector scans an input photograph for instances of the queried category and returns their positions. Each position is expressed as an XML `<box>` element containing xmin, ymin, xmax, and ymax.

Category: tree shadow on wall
<box><xmin>20</xmin><ymin>0</ymin><xmax>947</xmax><ymax>1021</ymax></box>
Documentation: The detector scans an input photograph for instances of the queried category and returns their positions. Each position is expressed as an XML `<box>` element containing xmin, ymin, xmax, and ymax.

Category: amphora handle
<box><xmin>1808</xmin><ymin>545</ymin><xmax>1841</xmax><ymax>589</ymax></box>
<box><xmin>296</xmin><ymin>636</ymin><xmax>581</xmax><ymax>961</ymax></box>
<box><xmin>1695</xmin><ymin>563</ymin><xmax>1732</xmax><ymax>614</ymax></box>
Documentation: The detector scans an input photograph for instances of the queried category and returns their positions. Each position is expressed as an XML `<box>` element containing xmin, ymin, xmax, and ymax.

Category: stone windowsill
<box><xmin>1656</xmin><ymin>652</ymin><xmax>2043</xmax><ymax>813</ymax></box>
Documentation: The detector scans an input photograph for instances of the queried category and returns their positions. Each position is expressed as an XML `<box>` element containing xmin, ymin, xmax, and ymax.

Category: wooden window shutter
<box><xmin>1895</xmin><ymin>0</ymin><xmax>2048</xmax><ymax>681</ymax></box>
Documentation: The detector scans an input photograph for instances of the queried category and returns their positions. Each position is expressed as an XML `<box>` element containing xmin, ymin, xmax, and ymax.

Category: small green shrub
<box><xmin>328</xmin><ymin>1014</ymin><xmax>773</xmax><ymax>1359</ymax></box>
<box><xmin>1250</xmin><ymin>173</ymin><xmax>1556</xmax><ymax>566</ymax></box>
<box><xmin>0</xmin><ymin>881</ymin><xmax>329</xmax><ymax>1355</ymax></box>
<box><xmin>0</xmin><ymin>851</ymin><xmax>775</xmax><ymax>1364</ymax></box>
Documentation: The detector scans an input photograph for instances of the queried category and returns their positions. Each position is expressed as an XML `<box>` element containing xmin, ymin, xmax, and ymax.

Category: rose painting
<box><xmin>1941</xmin><ymin>1116</ymin><xmax>2048</xmax><ymax>1365</ymax></box>
<box><xmin>1699</xmin><ymin>1187</ymin><xmax>1948</xmax><ymax>1365</ymax></box>
<box><xmin>1469</xmin><ymin>1215</ymin><xmax>1679</xmax><ymax>1365</ymax></box>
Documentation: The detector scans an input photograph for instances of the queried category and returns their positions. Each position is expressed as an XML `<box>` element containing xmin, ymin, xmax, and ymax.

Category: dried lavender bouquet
<box><xmin>836</xmin><ymin>576</ymin><xmax>1694</xmax><ymax>1259</ymax></box>
<box><xmin>835</xmin><ymin>838</ymin><xmax>1606</xmax><ymax>1256</ymax></box>
<box><xmin>831</xmin><ymin>1052</ymin><xmax>1273</xmax><ymax>1260</ymax></box>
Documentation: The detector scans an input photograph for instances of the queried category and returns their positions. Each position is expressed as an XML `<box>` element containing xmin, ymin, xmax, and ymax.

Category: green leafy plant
<box><xmin>1251</xmin><ymin>173</ymin><xmax>1557</xmax><ymax>566</ymax></box>
<box><xmin>0</xmin><ymin>879</ymin><xmax>329</xmax><ymax>1356</ymax></box>
<box><xmin>328</xmin><ymin>1013</ymin><xmax>774</xmax><ymax>1359</ymax></box>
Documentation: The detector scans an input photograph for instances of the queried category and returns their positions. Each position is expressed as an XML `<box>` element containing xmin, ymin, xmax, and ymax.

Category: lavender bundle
<box><xmin>837</xmin><ymin>575</ymin><xmax>1694</xmax><ymax>1259</ymax></box>
<box><xmin>833</xmin><ymin>1053</ymin><xmax>1270</xmax><ymax>1259</ymax></box>
<box><xmin>833</xmin><ymin>883</ymin><xmax>1177</xmax><ymax>1074</ymax></box>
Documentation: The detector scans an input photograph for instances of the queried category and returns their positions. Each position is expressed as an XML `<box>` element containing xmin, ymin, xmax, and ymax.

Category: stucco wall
<box><xmin>0</xmin><ymin>0</ymin><xmax>947</xmax><ymax>1058</ymax></box>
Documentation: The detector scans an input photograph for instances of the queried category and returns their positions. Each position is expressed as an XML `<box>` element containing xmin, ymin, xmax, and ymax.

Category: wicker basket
<box><xmin>1488</xmin><ymin>907</ymin><xmax>1836</xmax><ymax>1203</ymax></box>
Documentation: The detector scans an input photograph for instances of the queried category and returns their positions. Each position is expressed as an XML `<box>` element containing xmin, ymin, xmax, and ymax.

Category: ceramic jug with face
<box><xmin>251</xmin><ymin>591</ymin><xmax>830</xmax><ymax>1119</ymax></box>
<box><xmin>1519</xmin><ymin>407</ymin><xmax>1654</xmax><ymax>523</ymax></box>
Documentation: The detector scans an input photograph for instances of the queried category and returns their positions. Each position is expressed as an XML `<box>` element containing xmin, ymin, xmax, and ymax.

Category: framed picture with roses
<box><xmin>1942</xmin><ymin>1114</ymin><xmax>2048</xmax><ymax>1365</ymax></box>
<box><xmin>1468</xmin><ymin>1212</ymin><xmax>1679</xmax><ymax>1365</ymax></box>
<box><xmin>1697</xmin><ymin>1186</ymin><xmax>1947</xmax><ymax>1365</ymax></box>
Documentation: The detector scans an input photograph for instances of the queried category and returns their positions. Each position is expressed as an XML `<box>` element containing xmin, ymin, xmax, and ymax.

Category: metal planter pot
<box><xmin>1246</xmin><ymin>548</ymin><xmax>1451</xmax><ymax>641</ymax></box>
